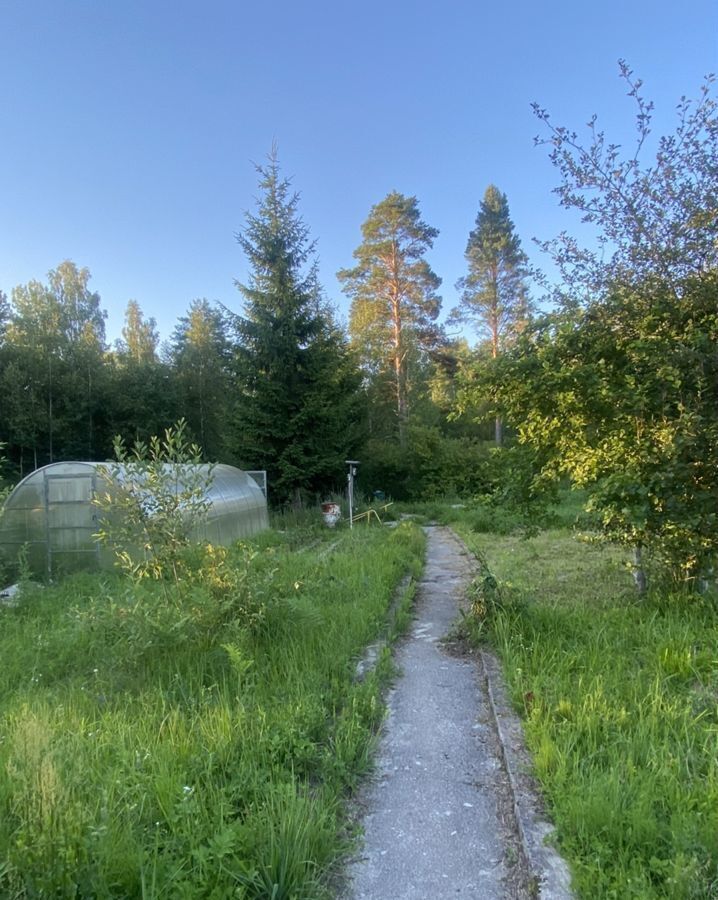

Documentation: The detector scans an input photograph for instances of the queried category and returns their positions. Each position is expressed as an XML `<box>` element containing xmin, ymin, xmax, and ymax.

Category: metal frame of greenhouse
<box><xmin>0</xmin><ymin>461</ymin><xmax>269</xmax><ymax>579</ymax></box>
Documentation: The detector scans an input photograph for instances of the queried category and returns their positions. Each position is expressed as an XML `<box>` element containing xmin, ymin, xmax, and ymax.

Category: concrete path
<box><xmin>343</xmin><ymin>527</ymin><xmax>530</xmax><ymax>899</ymax></box>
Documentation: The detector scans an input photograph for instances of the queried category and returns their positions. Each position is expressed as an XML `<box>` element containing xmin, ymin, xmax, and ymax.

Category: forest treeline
<box><xmin>0</xmin><ymin>156</ymin><xmax>523</xmax><ymax>505</ymax></box>
<box><xmin>1</xmin><ymin>65</ymin><xmax>716</xmax><ymax>587</ymax></box>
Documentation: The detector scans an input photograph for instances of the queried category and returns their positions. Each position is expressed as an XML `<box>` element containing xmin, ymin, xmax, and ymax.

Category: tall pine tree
<box><xmin>338</xmin><ymin>192</ymin><xmax>441</xmax><ymax>446</ymax></box>
<box><xmin>233</xmin><ymin>151</ymin><xmax>362</xmax><ymax>505</ymax></box>
<box><xmin>453</xmin><ymin>185</ymin><xmax>531</xmax><ymax>444</ymax></box>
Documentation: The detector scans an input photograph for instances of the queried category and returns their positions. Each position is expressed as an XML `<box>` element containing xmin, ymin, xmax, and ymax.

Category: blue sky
<box><xmin>1</xmin><ymin>0</ymin><xmax>716</xmax><ymax>345</ymax></box>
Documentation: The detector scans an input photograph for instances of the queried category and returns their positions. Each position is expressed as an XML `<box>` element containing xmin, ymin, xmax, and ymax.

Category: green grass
<box><xmin>0</xmin><ymin>521</ymin><xmax>424</xmax><ymax>898</ymax></box>
<box><xmin>453</xmin><ymin>509</ymin><xmax>718</xmax><ymax>899</ymax></box>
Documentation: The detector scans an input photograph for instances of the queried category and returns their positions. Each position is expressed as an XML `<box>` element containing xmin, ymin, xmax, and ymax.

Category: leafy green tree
<box><xmin>4</xmin><ymin>277</ymin><xmax>62</xmax><ymax>465</ymax></box>
<box><xmin>468</xmin><ymin>66</ymin><xmax>718</xmax><ymax>590</ymax></box>
<box><xmin>169</xmin><ymin>299</ymin><xmax>232</xmax><ymax>461</ymax></box>
<box><xmin>339</xmin><ymin>192</ymin><xmax>442</xmax><ymax>446</ymax></box>
<box><xmin>233</xmin><ymin>151</ymin><xmax>363</xmax><ymax>505</ymax></box>
<box><xmin>532</xmin><ymin>61</ymin><xmax>718</xmax><ymax>301</ymax></box>
<box><xmin>1</xmin><ymin>262</ymin><xmax>109</xmax><ymax>467</ymax></box>
<box><xmin>6</xmin><ymin>260</ymin><xmax>105</xmax><ymax>464</ymax></box>
<box><xmin>452</xmin><ymin>186</ymin><xmax>531</xmax><ymax>444</ymax></box>
<box><xmin>484</xmin><ymin>276</ymin><xmax>718</xmax><ymax>588</ymax></box>
<box><xmin>0</xmin><ymin>289</ymin><xmax>35</xmax><ymax>473</ymax></box>
<box><xmin>48</xmin><ymin>260</ymin><xmax>106</xmax><ymax>347</ymax></box>
<box><xmin>48</xmin><ymin>261</ymin><xmax>108</xmax><ymax>459</ymax></box>
<box><xmin>94</xmin><ymin>419</ymin><xmax>214</xmax><ymax>583</ymax></box>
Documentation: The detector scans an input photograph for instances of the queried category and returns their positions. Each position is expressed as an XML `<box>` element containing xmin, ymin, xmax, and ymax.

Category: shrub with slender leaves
<box><xmin>93</xmin><ymin>419</ymin><xmax>215</xmax><ymax>583</ymax></box>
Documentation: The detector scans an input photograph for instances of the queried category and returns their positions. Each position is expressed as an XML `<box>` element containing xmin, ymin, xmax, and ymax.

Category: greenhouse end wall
<box><xmin>0</xmin><ymin>462</ymin><xmax>269</xmax><ymax>580</ymax></box>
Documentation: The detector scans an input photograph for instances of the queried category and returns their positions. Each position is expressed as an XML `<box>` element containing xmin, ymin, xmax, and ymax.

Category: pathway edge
<box><xmin>450</xmin><ymin>529</ymin><xmax>574</xmax><ymax>900</ymax></box>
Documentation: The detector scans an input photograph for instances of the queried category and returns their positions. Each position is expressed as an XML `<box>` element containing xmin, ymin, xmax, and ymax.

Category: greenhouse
<box><xmin>0</xmin><ymin>461</ymin><xmax>269</xmax><ymax>579</ymax></box>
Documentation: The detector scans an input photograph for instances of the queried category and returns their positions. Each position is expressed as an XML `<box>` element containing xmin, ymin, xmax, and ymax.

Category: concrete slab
<box><xmin>343</xmin><ymin>527</ymin><xmax>531</xmax><ymax>899</ymax></box>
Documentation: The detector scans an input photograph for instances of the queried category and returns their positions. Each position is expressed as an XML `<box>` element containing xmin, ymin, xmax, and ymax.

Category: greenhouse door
<box><xmin>45</xmin><ymin>472</ymin><xmax>100</xmax><ymax>577</ymax></box>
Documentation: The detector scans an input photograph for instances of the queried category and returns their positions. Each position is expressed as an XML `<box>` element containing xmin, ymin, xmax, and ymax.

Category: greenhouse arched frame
<box><xmin>0</xmin><ymin>462</ymin><xmax>269</xmax><ymax>580</ymax></box>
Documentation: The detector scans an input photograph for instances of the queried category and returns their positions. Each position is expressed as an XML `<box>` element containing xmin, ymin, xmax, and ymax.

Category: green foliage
<box><xmin>0</xmin><ymin>266</ymin><xmax>161</xmax><ymax>472</ymax></box>
<box><xmin>0</xmin><ymin>443</ymin><xmax>12</xmax><ymax>585</ymax></box>
<box><xmin>108</xmin><ymin>300</ymin><xmax>179</xmax><ymax>448</ymax></box>
<box><xmin>455</xmin><ymin>518</ymin><xmax>718</xmax><ymax>899</ymax></box>
<box><xmin>0</xmin><ymin>521</ymin><xmax>425</xmax><ymax>898</ymax></box>
<box><xmin>0</xmin><ymin>260</ymin><xmax>109</xmax><ymax>468</ymax></box>
<box><xmin>356</xmin><ymin>426</ymin><xmax>558</xmax><ymax>540</ymax></box>
<box><xmin>0</xmin><ymin>441</ymin><xmax>11</xmax><ymax>503</ymax></box>
<box><xmin>358</xmin><ymin>425</ymin><xmax>491</xmax><ymax>501</ymax></box>
<box><xmin>450</xmin><ymin>186</ymin><xmax>532</xmax><ymax>446</ymax></box>
<box><xmin>487</xmin><ymin>445</ymin><xmax>563</xmax><ymax>537</ymax></box>
<box><xmin>464</xmin><ymin>70</ymin><xmax>718</xmax><ymax>587</ymax></box>
<box><xmin>94</xmin><ymin>420</ymin><xmax>214</xmax><ymax>582</ymax></box>
<box><xmin>339</xmin><ymin>191</ymin><xmax>442</xmax><ymax>444</ymax></box>
<box><xmin>0</xmin><ymin>289</ymin><xmax>8</xmax><ymax>339</ymax></box>
<box><xmin>116</xmin><ymin>299</ymin><xmax>159</xmax><ymax>365</ymax></box>
<box><xmin>168</xmin><ymin>299</ymin><xmax>233</xmax><ymax>461</ymax></box>
<box><xmin>452</xmin><ymin>184</ymin><xmax>532</xmax><ymax>358</ymax></box>
<box><xmin>483</xmin><ymin>274</ymin><xmax>718</xmax><ymax>583</ymax></box>
<box><xmin>233</xmin><ymin>149</ymin><xmax>363</xmax><ymax>505</ymax></box>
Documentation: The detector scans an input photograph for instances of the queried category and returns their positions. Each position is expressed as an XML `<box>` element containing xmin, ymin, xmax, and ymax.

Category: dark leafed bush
<box><xmin>358</xmin><ymin>426</ymin><xmax>492</xmax><ymax>501</ymax></box>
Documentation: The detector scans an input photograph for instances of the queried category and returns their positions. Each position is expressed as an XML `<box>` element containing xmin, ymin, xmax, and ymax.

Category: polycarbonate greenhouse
<box><xmin>0</xmin><ymin>462</ymin><xmax>269</xmax><ymax>579</ymax></box>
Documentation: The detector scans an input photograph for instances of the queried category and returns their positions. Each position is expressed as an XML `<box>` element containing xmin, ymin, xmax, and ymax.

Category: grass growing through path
<box><xmin>452</xmin><ymin>509</ymin><xmax>718</xmax><ymax>899</ymax></box>
<box><xmin>0</xmin><ymin>522</ymin><xmax>424</xmax><ymax>898</ymax></box>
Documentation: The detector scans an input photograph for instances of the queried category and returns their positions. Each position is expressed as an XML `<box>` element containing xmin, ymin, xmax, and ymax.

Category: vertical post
<box><xmin>44</xmin><ymin>471</ymin><xmax>52</xmax><ymax>580</ymax></box>
<box><xmin>632</xmin><ymin>544</ymin><xmax>647</xmax><ymax>595</ymax></box>
<box><xmin>346</xmin><ymin>460</ymin><xmax>359</xmax><ymax>529</ymax></box>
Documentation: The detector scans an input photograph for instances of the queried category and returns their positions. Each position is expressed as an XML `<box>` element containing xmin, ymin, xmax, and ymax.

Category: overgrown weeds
<box><xmin>0</xmin><ymin>521</ymin><xmax>424</xmax><ymax>898</ymax></box>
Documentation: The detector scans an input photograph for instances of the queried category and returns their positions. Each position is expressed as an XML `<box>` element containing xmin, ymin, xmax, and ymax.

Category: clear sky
<box><xmin>1</xmin><ymin>0</ymin><xmax>716</xmax><ymax>345</ymax></box>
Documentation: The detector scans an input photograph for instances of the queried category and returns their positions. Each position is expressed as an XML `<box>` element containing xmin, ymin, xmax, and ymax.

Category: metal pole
<box><xmin>345</xmin><ymin>460</ymin><xmax>359</xmax><ymax>529</ymax></box>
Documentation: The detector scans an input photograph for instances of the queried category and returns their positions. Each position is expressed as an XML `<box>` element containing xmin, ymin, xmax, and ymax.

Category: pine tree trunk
<box><xmin>492</xmin><ymin>318</ymin><xmax>502</xmax><ymax>446</ymax></box>
<box><xmin>393</xmin><ymin>308</ymin><xmax>407</xmax><ymax>448</ymax></box>
<box><xmin>397</xmin><ymin>370</ymin><xmax>408</xmax><ymax>448</ymax></box>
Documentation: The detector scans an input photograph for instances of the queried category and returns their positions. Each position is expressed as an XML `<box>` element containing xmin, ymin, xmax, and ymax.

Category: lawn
<box><xmin>450</xmin><ymin>504</ymin><xmax>718</xmax><ymax>899</ymax></box>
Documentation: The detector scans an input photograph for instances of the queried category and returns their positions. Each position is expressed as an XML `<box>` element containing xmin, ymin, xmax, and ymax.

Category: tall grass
<box><xmin>0</xmin><ymin>522</ymin><xmax>424</xmax><ymax>898</ymax></box>
<box><xmin>454</xmin><ymin>513</ymin><xmax>718</xmax><ymax>899</ymax></box>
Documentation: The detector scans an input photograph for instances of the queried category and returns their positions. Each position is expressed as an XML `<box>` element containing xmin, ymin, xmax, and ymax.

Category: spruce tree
<box><xmin>108</xmin><ymin>300</ymin><xmax>175</xmax><ymax>449</ymax></box>
<box><xmin>169</xmin><ymin>300</ymin><xmax>232</xmax><ymax>461</ymax></box>
<box><xmin>233</xmin><ymin>151</ymin><xmax>362</xmax><ymax>505</ymax></box>
<box><xmin>453</xmin><ymin>185</ymin><xmax>531</xmax><ymax>444</ymax></box>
